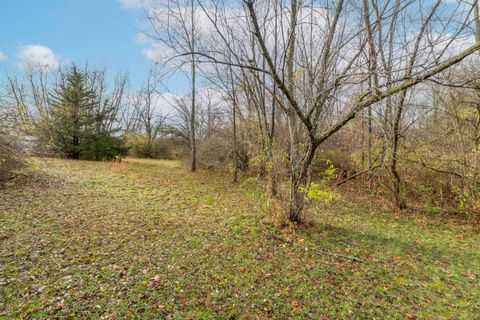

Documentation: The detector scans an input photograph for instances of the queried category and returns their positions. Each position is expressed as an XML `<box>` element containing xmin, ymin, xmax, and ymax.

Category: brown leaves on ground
<box><xmin>0</xmin><ymin>158</ymin><xmax>479</xmax><ymax>319</ymax></box>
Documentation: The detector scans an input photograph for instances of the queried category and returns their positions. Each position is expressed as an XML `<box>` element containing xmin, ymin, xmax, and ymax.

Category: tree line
<box><xmin>2</xmin><ymin>0</ymin><xmax>480</xmax><ymax>223</ymax></box>
<box><xmin>138</xmin><ymin>0</ymin><xmax>480</xmax><ymax>222</ymax></box>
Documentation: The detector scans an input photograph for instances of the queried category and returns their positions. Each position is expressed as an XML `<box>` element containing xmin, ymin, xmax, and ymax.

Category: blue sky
<box><xmin>0</xmin><ymin>0</ymin><xmax>467</xmax><ymax>95</ymax></box>
<box><xmin>0</xmin><ymin>0</ymin><xmax>179</xmax><ymax>91</ymax></box>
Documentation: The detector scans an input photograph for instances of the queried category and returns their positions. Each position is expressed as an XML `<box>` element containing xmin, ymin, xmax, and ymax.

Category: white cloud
<box><xmin>135</xmin><ymin>32</ymin><xmax>150</xmax><ymax>44</ymax></box>
<box><xmin>0</xmin><ymin>51</ymin><xmax>7</xmax><ymax>61</ymax></box>
<box><xmin>18</xmin><ymin>45</ymin><xmax>60</xmax><ymax>69</ymax></box>
<box><xmin>117</xmin><ymin>0</ymin><xmax>145</xmax><ymax>9</ymax></box>
<box><xmin>142</xmin><ymin>42</ymin><xmax>176</xmax><ymax>63</ymax></box>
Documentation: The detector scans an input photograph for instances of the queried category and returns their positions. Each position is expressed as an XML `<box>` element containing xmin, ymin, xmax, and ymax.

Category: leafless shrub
<box><xmin>0</xmin><ymin>134</ymin><xmax>27</xmax><ymax>184</ymax></box>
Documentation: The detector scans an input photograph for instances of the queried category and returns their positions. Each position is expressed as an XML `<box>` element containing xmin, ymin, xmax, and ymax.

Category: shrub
<box><xmin>454</xmin><ymin>186</ymin><xmax>480</xmax><ymax>219</ymax></box>
<box><xmin>302</xmin><ymin>160</ymin><xmax>341</xmax><ymax>203</ymax></box>
<box><xmin>0</xmin><ymin>134</ymin><xmax>27</xmax><ymax>183</ymax></box>
<box><xmin>195</xmin><ymin>131</ymin><xmax>249</xmax><ymax>170</ymax></box>
<box><xmin>80</xmin><ymin>135</ymin><xmax>129</xmax><ymax>161</ymax></box>
<box><xmin>126</xmin><ymin>134</ymin><xmax>174</xmax><ymax>159</ymax></box>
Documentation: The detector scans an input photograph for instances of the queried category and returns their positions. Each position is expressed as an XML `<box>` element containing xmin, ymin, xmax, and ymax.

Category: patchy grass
<box><xmin>0</xmin><ymin>158</ymin><xmax>479</xmax><ymax>319</ymax></box>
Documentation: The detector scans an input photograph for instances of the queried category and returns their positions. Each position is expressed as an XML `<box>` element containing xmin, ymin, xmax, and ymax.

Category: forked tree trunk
<box><xmin>289</xmin><ymin>176</ymin><xmax>307</xmax><ymax>223</ymax></box>
<box><xmin>288</xmin><ymin>139</ymin><xmax>317</xmax><ymax>223</ymax></box>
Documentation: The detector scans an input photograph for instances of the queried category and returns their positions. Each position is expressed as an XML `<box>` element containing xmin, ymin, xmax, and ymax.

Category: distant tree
<box><xmin>0</xmin><ymin>93</ymin><xmax>26</xmax><ymax>182</ymax></box>
<box><xmin>131</xmin><ymin>66</ymin><xmax>168</xmax><ymax>158</ymax></box>
<box><xmin>49</xmin><ymin>65</ymin><xmax>128</xmax><ymax>160</ymax></box>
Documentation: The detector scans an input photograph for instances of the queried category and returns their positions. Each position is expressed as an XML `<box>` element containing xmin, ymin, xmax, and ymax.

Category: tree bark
<box><xmin>288</xmin><ymin>139</ymin><xmax>317</xmax><ymax>223</ymax></box>
<box><xmin>232</xmin><ymin>81</ymin><xmax>238</xmax><ymax>183</ymax></box>
<box><xmin>190</xmin><ymin>0</ymin><xmax>197</xmax><ymax>172</ymax></box>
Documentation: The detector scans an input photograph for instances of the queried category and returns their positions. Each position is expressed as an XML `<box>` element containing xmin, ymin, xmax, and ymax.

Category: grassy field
<box><xmin>1</xmin><ymin>158</ymin><xmax>479</xmax><ymax>319</ymax></box>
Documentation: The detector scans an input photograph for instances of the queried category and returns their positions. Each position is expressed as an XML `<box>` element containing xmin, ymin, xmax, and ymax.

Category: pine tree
<box><xmin>49</xmin><ymin>65</ymin><xmax>128</xmax><ymax>160</ymax></box>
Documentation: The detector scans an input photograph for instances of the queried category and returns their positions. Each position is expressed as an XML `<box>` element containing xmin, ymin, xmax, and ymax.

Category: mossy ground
<box><xmin>1</xmin><ymin>158</ymin><xmax>479</xmax><ymax>319</ymax></box>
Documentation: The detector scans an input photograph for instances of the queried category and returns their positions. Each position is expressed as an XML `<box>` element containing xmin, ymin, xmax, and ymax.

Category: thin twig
<box><xmin>336</xmin><ymin>165</ymin><xmax>381</xmax><ymax>186</ymax></box>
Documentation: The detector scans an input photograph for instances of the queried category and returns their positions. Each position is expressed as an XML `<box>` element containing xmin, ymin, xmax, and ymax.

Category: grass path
<box><xmin>1</xmin><ymin>158</ymin><xmax>479</xmax><ymax>319</ymax></box>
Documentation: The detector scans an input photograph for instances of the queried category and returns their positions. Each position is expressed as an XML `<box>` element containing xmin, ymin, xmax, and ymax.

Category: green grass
<box><xmin>0</xmin><ymin>158</ymin><xmax>479</xmax><ymax>319</ymax></box>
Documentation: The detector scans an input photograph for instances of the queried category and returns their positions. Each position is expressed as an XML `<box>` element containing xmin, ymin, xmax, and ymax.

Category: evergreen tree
<box><xmin>49</xmin><ymin>65</ymin><xmax>128</xmax><ymax>160</ymax></box>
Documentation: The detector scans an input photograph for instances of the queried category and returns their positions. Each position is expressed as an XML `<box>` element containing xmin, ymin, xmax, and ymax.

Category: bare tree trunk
<box><xmin>231</xmin><ymin>69</ymin><xmax>238</xmax><ymax>183</ymax></box>
<box><xmin>289</xmin><ymin>139</ymin><xmax>318</xmax><ymax>223</ymax></box>
<box><xmin>285</xmin><ymin>0</ymin><xmax>305</xmax><ymax>222</ymax></box>
<box><xmin>471</xmin><ymin>0</ymin><xmax>480</xmax><ymax>195</ymax></box>
<box><xmin>393</xmin><ymin>0</ymin><xmax>440</xmax><ymax>209</ymax></box>
<box><xmin>268</xmin><ymin>0</ymin><xmax>279</xmax><ymax>197</ymax></box>
<box><xmin>475</xmin><ymin>0</ymin><xmax>480</xmax><ymax>47</ymax></box>
<box><xmin>268</xmin><ymin>85</ymin><xmax>278</xmax><ymax>196</ymax></box>
<box><xmin>190</xmin><ymin>0</ymin><xmax>197</xmax><ymax>172</ymax></box>
<box><xmin>390</xmin><ymin>112</ymin><xmax>406</xmax><ymax>209</ymax></box>
<box><xmin>363</xmin><ymin>0</ymin><xmax>377</xmax><ymax>188</ymax></box>
<box><xmin>367</xmin><ymin>107</ymin><xmax>373</xmax><ymax>185</ymax></box>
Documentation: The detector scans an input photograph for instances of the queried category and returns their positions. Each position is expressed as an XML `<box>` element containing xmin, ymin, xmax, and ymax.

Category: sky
<box><xmin>0</xmin><ymin>0</ymin><xmax>189</xmax><ymax>93</ymax></box>
<box><xmin>0</xmin><ymin>0</ymin><xmax>470</xmax><ymax>96</ymax></box>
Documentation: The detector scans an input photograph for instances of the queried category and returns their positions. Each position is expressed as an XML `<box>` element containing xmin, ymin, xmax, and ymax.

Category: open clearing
<box><xmin>1</xmin><ymin>158</ymin><xmax>479</xmax><ymax>319</ymax></box>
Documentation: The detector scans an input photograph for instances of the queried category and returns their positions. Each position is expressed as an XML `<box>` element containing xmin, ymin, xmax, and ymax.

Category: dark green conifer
<box><xmin>49</xmin><ymin>65</ymin><xmax>128</xmax><ymax>160</ymax></box>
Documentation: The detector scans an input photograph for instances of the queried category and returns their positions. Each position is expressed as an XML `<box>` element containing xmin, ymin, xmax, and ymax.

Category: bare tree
<box><xmin>190</xmin><ymin>0</ymin><xmax>197</xmax><ymax>171</ymax></box>
<box><xmin>141</xmin><ymin>0</ymin><xmax>480</xmax><ymax>223</ymax></box>
<box><xmin>132</xmin><ymin>67</ymin><xmax>168</xmax><ymax>157</ymax></box>
<box><xmin>218</xmin><ymin>0</ymin><xmax>478</xmax><ymax>222</ymax></box>
<box><xmin>143</xmin><ymin>0</ymin><xmax>200</xmax><ymax>170</ymax></box>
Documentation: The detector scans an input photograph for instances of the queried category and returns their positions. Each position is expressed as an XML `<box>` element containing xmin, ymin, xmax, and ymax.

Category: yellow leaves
<box><xmin>455</xmin><ymin>300</ymin><xmax>470</xmax><ymax>307</ymax></box>
<box><xmin>393</xmin><ymin>276</ymin><xmax>408</xmax><ymax>284</ymax></box>
<box><xmin>393</xmin><ymin>276</ymin><xmax>446</xmax><ymax>291</ymax></box>
<box><xmin>430</xmin><ymin>280</ymin><xmax>444</xmax><ymax>289</ymax></box>
<box><xmin>302</xmin><ymin>182</ymin><xmax>341</xmax><ymax>203</ymax></box>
